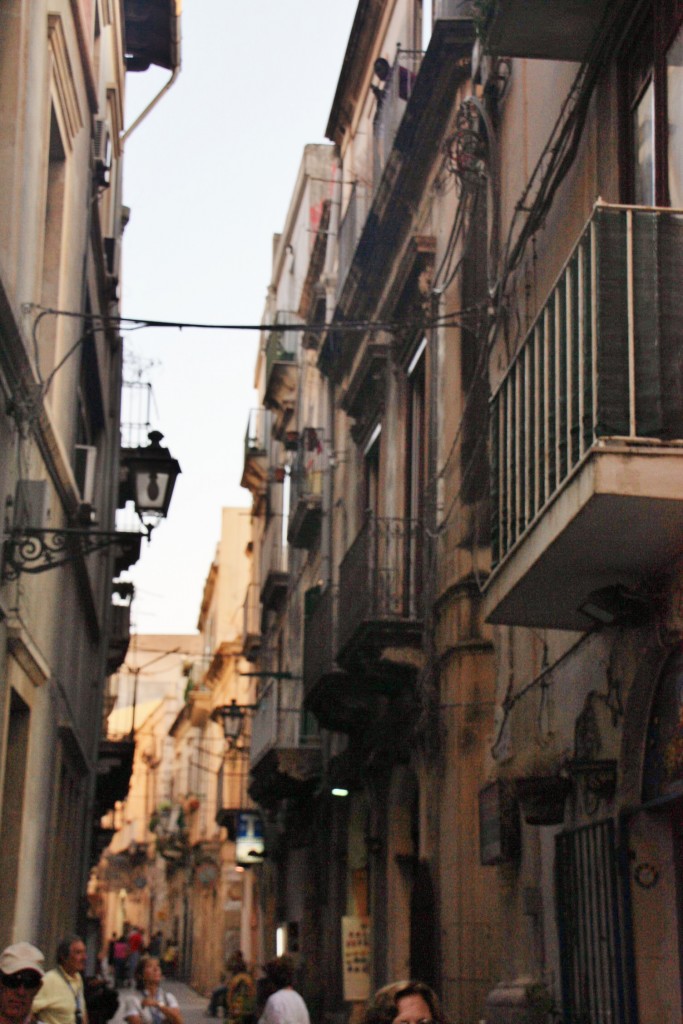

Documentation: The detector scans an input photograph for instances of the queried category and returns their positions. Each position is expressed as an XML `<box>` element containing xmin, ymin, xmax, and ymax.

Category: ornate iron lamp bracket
<box><xmin>2</xmin><ymin>526</ymin><xmax>142</xmax><ymax>580</ymax></box>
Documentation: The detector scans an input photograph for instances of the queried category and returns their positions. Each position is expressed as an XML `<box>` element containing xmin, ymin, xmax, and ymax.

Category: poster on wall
<box><xmin>341</xmin><ymin>915</ymin><xmax>371</xmax><ymax>1002</ymax></box>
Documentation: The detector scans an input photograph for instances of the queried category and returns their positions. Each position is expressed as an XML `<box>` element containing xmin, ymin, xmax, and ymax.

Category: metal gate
<box><xmin>555</xmin><ymin>819</ymin><xmax>630</xmax><ymax>1023</ymax></box>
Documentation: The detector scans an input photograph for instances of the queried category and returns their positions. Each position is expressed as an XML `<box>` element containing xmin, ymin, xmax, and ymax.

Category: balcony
<box><xmin>242</xmin><ymin>583</ymin><xmax>262</xmax><ymax>662</ymax></box>
<box><xmin>264</xmin><ymin>312</ymin><xmax>300</xmax><ymax>429</ymax></box>
<box><xmin>303</xmin><ymin>586</ymin><xmax>363</xmax><ymax>732</ymax></box>
<box><xmin>249</xmin><ymin>677</ymin><xmax>321</xmax><ymax>807</ymax></box>
<box><xmin>260</xmin><ymin>514</ymin><xmax>289</xmax><ymax>615</ymax></box>
<box><xmin>481</xmin><ymin>0</ymin><xmax>612</xmax><ymax>62</ymax></box>
<box><xmin>241</xmin><ymin>408</ymin><xmax>270</xmax><ymax>497</ymax></box>
<box><xmin>373</xmin><ymin>49</ymin><xmax>423</xmax><ymax>194</ymax></box>
<box><xmin>106</xmin><ymin>602</ymin><xmax>131</xmax><ymax>674</ymax></box>
<box><xmin>337</xmin><ymin>182</ymin><xmax>370</xmax><ymax>302</ymax></box>
<box><xmin>337</xmin><ymin>516</ymin><xmax>423</xmax><ymax>683</ymax></box>
<box><xmin>485</xmin><ymin>204</ymin><xmax>683</xmax><ymax>630</ymax></box>
<box><xmin>288</xmin><ymin>428</ymin><xmax>325</xmax><ymax>549</ymax></box>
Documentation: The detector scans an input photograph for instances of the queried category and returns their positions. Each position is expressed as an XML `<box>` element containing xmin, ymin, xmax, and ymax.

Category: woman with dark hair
<box><xmin>361</xmin><ymin>981</ymin><xmax>446</xmax><ymax>1024</ymax></box>
<box><xmin>123</xmin><ymin>958</ymin><xmax>182</xmax><ymax>1024</ymax></box>
<box><xmin>256</xmin><ymin>957</ymin><xmax>309</xmax><ymax>1024</ymax></box>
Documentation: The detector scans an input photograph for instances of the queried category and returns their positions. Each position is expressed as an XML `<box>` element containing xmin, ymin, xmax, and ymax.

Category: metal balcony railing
<box><xmin>491</xmin><ymin>203</ymin><xmax>683</xmax><ymax>568</ymax></box>
<box><xmin>260</xmin><ymin>514</ymin><xmax>289</xmax><ymax>611</ymax></box>
<box><xmin>249</xmin><ymin>676</ymin><xmax>320</xmax><ymax>770</ymax></box>
<box><xmin>244</xmin><ymin>407</ymin><xmax>270</xmax><ymax>457</ymax></box>
<box><xmin>264</xmin><ymin>311</ymin><xmax>300</xmax><ymax>383</ymax></box>
<box><xmin>337</xmin><ymin>515</ymin><xmax>422</xmax><ymax>656</ymax></box>
<box><xmin>337</xmin><ymin>181</ymin><xmax>370</xmax><ymax>300</ymax></box>
<box><xmin>242</xmin><ymin>582</ymin><xmax>261</xmax><ymax>658</ymax></box>
<box><xmin>303</xmin><ymin>585</ymin><xmax>336</xmax><ymax>699</ymax></box>
<box><xmin>290</xmin><ymin>428</ymin><xmax>325</xmax><ymax>509</ymax></box>
<box><xmin>187</xmin><ymin>654</ymin><xmax>213</xmax><ymax>691</ymax></box>
<box><xmin>373</xmin><ymin>49</ymin><xmax>423</xmax><ymax>194</ymax></box>
<box><xmin>261</xmin><ymin>514</ymin><xmax>288</xmax><ymax>578</ymax></box>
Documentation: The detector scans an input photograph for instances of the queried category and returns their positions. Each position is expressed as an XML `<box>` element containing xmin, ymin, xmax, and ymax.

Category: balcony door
<box><xmin>621</xmin><ymin>2</ymin><xmax>683</xmax><ymax>206</ymax></box>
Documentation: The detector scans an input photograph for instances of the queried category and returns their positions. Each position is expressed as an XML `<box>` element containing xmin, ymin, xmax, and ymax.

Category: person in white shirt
<box><xmin>257</xmin><ymin>957</ymin><xmax>309</xmax><ymax>1024</ymax></box>
<box><xmin>122</xmin><ymin>958</ymin><xmax>181</xmax><ymax>1024</ymax></box>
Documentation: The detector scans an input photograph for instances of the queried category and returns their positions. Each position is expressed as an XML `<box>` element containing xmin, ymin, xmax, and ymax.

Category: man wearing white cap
<box><xmin>0</xmin><ymin>942</ymin><xmax>44</xmax><ymax>1024</ymax></box>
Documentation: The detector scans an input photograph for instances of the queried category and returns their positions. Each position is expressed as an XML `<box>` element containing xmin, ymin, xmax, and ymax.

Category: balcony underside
<box><xmin>240</xmin><ymin>453</ymin><xmax>268</xmax><ymax>494</ymax></box>
<box><xmin>243</xmin><ymin>631</ymin><xmax>261</xmax><ymax>662</ymax></box>
<box><xmin>288</xmin><ymin>497</ymin><xmax>322</xmax><ymax>549</ymax></box>
<box><xmin>304</xmin><ymin>669</ymin><xmax>372</xmax><ymax>733</ymax></box>
<box><xmin>249</xmin><ymin>747</ymin><xmax>321</xmax><ymax>808</ymax></box>
<box><xmin>260</xmin><ymin>571</ymin><xmax>289</xmax><ymax>614</ymax></box>
<box><xmin>264</xmin><ymin>364</ymin><xmax>298</xmax><ymax>416</ymax></box>
<box><xmin>336</xmin><ymin>619</ymin><xmax>424</xmax><ymax>688</ymax></box>
<box><xmin>484</xmin><ymin>444</ymin><xmax>683</xmax><ymax>630</ymax></box>
<box><xmin>485</xmin><ymin>0</ymin><xmax>611</xmax><ymax>61</ymax></box>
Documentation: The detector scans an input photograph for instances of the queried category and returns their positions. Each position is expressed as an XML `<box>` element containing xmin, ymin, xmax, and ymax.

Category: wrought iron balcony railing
<box><xmin>242</xmin><ymin>582</ymin><xmax>262</xmax><ymax>661</ymax></box>
<box><xmin>337</xmin><ymin>181</ymin><xmax>370</xmax><ymax>301</ymax></box>
<box><xmin>260</xmin><ymin>513</ymin><xmax>289</xmax><ymax>611</ymax></box>
<box><xmin>264</xmin><ymin>311</ymin><xmax>300</xmax><ymax>383</ymax></box>
<box><xmin>303</xmin><ymin>585</ymin><xmax>336</xmax><ymax>701</ymax></box>
<box><xmin>288</xmin><ymin>427</ymin><xmax>325</xmax><ymax>548</ymax></box>
<box><xmin>249</xmin><ymin>676</ymin><xmax>320</xmax><ymax>772</ymax></box>
<box><xmin>373</xmin><ymin>49</ymin><xmax>423</xmax><ymax>193</ymax></box>
<box><xmin>241</xmin><ymin>407</ymin><xmax>271</xmax><ymax>496</ymax></box>
<box><xmin>337</xmin><ymin>515</ymin><xmax>423</xmax><ymax>664</ymax></box>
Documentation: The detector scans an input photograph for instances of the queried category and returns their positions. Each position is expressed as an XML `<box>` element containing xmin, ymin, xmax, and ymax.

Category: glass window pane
<box><xmin>667</xmin><ymin>23</ymin><xmax>683</xmax><ymax>207</ymax></box>
<box><xmin>634</xmin><ymin>80</ymin><xmax>655</xmax><ymax>205</ymax></box>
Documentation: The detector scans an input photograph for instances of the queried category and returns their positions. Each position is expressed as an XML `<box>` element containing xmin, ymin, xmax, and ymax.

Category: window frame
<box><xmin>620</xmin><ymin>1</ymin><xmax>683</xmax><ymax>206</ymax></box>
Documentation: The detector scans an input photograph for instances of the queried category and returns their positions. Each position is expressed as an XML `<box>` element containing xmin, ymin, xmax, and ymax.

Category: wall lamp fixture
<box><xmin>2</xmin><ymin>430</ymin><xmax>181</xmax><ymax>579</ymax></box>
<box><xmin>211</xmin><ymin>699</ymin><xmax>260</xmax><ymax>744</ymax></box>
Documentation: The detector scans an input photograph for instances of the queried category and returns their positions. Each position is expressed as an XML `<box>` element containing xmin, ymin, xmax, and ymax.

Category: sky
<box><xmin>120</xmin><ymin>2</ymin><xmax>358</xmax><ymax>635</ymax></box>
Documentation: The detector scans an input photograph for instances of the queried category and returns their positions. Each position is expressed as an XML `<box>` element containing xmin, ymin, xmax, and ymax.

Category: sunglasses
<box><xmin>0</xmin><ymin>972</ymin><xmax>42</xmax><ymax>990</ymax></box>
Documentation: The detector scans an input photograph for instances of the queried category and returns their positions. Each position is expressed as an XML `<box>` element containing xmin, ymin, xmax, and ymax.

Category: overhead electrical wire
<box><xmin>25</xmin><ymin>302</ymin><xmax>482</xmax><ymax>337</ymax></box>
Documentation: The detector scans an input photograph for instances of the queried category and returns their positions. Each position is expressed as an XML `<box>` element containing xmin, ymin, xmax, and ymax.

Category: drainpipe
<box><xmin>121</xmin><ymin>11</ymin><xmax>182</xmax><ymax>145</ymax></box>
<box><xmin>320</xmin><ymin>155</ymin><xmax>343</xmax><ymax>588</ymax></box>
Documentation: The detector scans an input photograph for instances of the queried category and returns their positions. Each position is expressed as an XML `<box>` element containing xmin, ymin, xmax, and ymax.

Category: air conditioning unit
<box><xmin>74</xmin><ymin>444</ymin><xmax>97</xmax><ymax>505</ymax></box>
<box><xmin>93</xmin><ymin>119</ymin><xmax>111</xmax><ymax>187</ymax></box>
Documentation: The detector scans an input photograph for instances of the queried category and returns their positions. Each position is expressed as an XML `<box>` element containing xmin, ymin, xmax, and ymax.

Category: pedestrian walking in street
<box><xmin>111</xmin><ymin>940</ymin><xmax>128</xmax><ymax>991</ymax></box>
<box><xmin>122</xmin><ymin>957</ymin><xmax>182</xmax><ymax>1024</ymax></box>
<box><xmin>31</xmin><ymin>936</ymin><xmax>88</xmax><ymax>1024</ymax></box>
<box><xmin>125</xmin><ymin>933</ymin><xmax>143</xmax><ymax>991</ymax></box>
<box><xmin>0</xmin><ymin>942</ymin><xmax>44</xmax><ymax>1024</ymax></box>
<box><xmin>256</xmin><ymin>957</ymin><xmax>309</xmax><ymax>1024</ymax></box>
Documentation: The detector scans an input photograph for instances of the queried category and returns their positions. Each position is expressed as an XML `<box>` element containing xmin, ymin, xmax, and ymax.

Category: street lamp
<box><xmin>2</xmin><ymin>430</ymin><xmax>181</xmax><ymax>578</ymax></box>
<box><xmin>211</xmin><ymin>699</ymin><xmax>259</xmax><ymax>744</ymax></box>
<box><xmin>119</xmin><ymin>430</ymin><xmax>181</xmax><ymax>523</ymax></box>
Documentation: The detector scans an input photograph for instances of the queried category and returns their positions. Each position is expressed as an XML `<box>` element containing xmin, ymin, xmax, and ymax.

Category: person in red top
<box><xmin>125</xmin><ymin>932</ymin><xmax>143</xmax><ymax>990</ymax></box>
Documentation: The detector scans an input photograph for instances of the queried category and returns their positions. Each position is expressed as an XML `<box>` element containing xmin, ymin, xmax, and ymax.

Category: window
<box><xmin>363</xmin><ymin>425</ymin><xmax>381</xmax><ymax>517</ymax></box>
<box><xmin>621</xmin><ymin>2</ymin><xmax>683</xmax><ymax>206</ymax></box>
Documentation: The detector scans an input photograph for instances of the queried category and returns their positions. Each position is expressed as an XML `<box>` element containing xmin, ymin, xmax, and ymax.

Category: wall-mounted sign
<box><xmin>342</xmin><ymin>915</ymin><xmax>370</xmax><ymax>1002</ymax></box>
<box><xmin>235</xmin><ymin>811</ymin><xmax>265</xmax><ymax>867</ymax></box>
